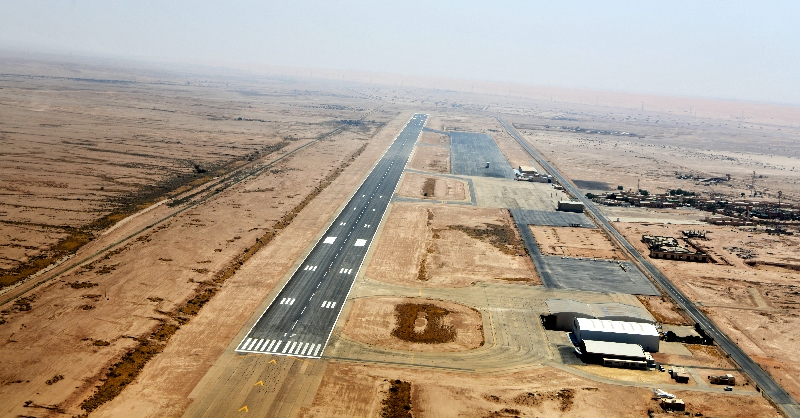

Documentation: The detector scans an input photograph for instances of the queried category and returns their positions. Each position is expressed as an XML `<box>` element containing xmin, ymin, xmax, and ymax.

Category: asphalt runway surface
<box><xmin>235</xmin><ymin>114</ymin><xmax>428</xmax><ymax>359</ymax></box>
<box><xmin>449</xmin><ymin>132</ymin><xmax>515</xmax><ymax>178</ymax></box>
<box><xmin>498</xmin><ymin>117</ymin><xmax>800</xmax><ymax>417</ymax></box>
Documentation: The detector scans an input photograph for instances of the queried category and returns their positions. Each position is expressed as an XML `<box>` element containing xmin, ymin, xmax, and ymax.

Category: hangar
<box><xmin>545</xmin><ymin>299</ymin><xmax>655</xmax><ymax>331</ymax></box>
<box><xmin>581</xmin><ymin>340</ymin><xmax>656</xmax><ymax>369</ymax></box>
<box><xmin>573</xmin><ymin>317</ymin><xmax>660</xmax><ymax>352</ymax></box>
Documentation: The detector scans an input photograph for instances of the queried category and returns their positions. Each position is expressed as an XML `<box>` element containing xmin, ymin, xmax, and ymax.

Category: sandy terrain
<box><xmin>572</xmin><ymin>364</ymin><xmax>686</xmax><ymax>386</ymax></box>
<box><xmin>418</xmin><ymin>130</ymin><xmax>450</xmax><ymax>146</ymax></box>
<box><xmin>0</xmin><ymin>57</ymin><xmax>388</xmax><ymax>287</ymax></box>
<box><xmin>408</xmin><ymin>144</ymin><xmax>450</xmax><ymax>173</ymax></box>
<box><xmin>651</xmin><ymin>343</ymin><xmax>737</xmax><ymax>371</ymax></box>
<box><xmin>617</xmin><ymin>222</ymin><xmax>800</xmax><ymax>400</ymax></box>
<box><xmin>0</xmin><ymin>130</ymin><xmax>381</xmax><ymax>416</ymax></box>
<box><xmin>637</xmin><ymin>295</ymin><xmax>692</xmax><ymax>325</ymax></box>
<box><xmin>602</xmin><ymin>206</ymin><xmax>707</xmax><ymax>224</ymax></box>
<box><xmin>396</xmin><ymin>172</ymin><xmax>467</xmax><ymax>201</ymax></box>
<box><xmin>298</xmin><ymin>363</ymin><xmax>778</xmax><ymax>418</ymax></box>
<box><xmin>492</xmin><ymin>128</ymin><xmax>544</xmax><ymax>171</ymax></box>
<box><xmin>509</xmin><ymin>111</ymin><xmax>800</xmax><ymax>203</ymax></box>
<box><xmin>0</xmin><ymin>55</ymin><xmax>414</xmax><ymax>417</ymax></box>
<box><xmin>366</xmin><ymin>203</ymin><xmax>538</xmax><ymax>288</ymax></box>
<box><xmin>342</xmin><ymin>296</ymin><xmax>483</xmax><ymax>352</ymax></box>
<box><xmin>530</xmin><ymin>226</ymin><xmax>625</xmax><ymax>259</ymax></box>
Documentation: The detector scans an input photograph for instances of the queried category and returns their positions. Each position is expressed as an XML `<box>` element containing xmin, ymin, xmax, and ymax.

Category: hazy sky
<box><xmin>1</xmin><ymin>1</ymin><xmax>798</xmax><ymax>104</ymax></box>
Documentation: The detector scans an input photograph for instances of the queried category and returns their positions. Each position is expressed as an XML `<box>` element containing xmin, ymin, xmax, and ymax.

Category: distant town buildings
<box><xmin>642</xmin><ymin>235</ymin><xmax>709</xmax><ymax>262</ymax></box>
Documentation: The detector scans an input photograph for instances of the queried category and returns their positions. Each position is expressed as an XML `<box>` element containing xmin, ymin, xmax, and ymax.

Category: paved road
<box><xmin>235</xmin><ymin>114</ymin><xmax>428</xmax><ymax>358</ymax></box>
<box><xmin>497</xmin><ymin>117</ymin><xmax>800</xmax><ymax>417</ymax></box>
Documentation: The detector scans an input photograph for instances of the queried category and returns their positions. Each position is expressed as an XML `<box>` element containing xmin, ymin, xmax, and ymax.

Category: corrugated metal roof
<box><xmin>583</xmin><ymin>340</ymin><xmax>646</xmax><ymax>358</ymax></box>
<box><xmin>576</xmin><ymin>318</ymin><xmax>659</xmax><ymax>337</ymax></box>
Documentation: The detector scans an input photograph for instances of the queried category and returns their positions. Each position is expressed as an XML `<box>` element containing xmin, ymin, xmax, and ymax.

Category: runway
<box><xmin>235</xmin><ymin>114</ymin><xmax>427</xmax><ymax>358</ymax></box>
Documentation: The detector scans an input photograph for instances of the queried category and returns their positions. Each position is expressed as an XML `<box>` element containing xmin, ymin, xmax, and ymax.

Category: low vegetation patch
<box><xmin>511</xmin><ymin>388</ymin><xmax>574</xmax><ymax>411</ymax></box>
<box><xmin>69</xmin><ymin>281</ymin><xmax>98</xmax><ymax>289</ymax></box>
<box><xmin>391</xmin><ymin>303</ymin><xmax>455</xmax><ymax>344</ymax></box>
<box><xmin>448</xmin><ymin>221</ymin><xmax>525</xmax><ymax>256</ymax></box>
<box><xmin>422</xmin><ymin>178</ymin><xmax>436</xmax><ymax>197</ymax></box>
<box><xmin>12</xmin><ymin>295</ymin><xmax>35</xmax><ymax>312</ymax></box>
<box><xmin>381</xmin><ymin>379</ymin><xmax>412</xmax><ymax>418</ymax></box>
<box><xmin>45</xmin><ymin>374</ymin><xmax>64</xmax><ymax>385</ymax></box>
<box><xmin>416</xmin><ymin>255</ymin><xmax>428</xmax><ymax>281</ymax></box>
<box><xmin>483</xmin><ymin>408</ymin><xmax>521</xmax><ymax>418</ymax></box>
<box><xmin>495</xmin><ymin>277</ymin><xmax>534</xmax><ymax>283</ymax></box>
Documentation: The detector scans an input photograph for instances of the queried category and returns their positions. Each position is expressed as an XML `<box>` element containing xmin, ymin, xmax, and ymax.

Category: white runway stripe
<box><xmin>257</xmin><ymin>339</ymin><xmax>270</xmax><ymax>351</ymax></box>
<box><xmin>313</xmin><ymin>345</ymin><xmax>322</xmax><ymax>357</ymax></box>
<box><xmin>246</xmin><ymin>339</ymin><xmax>258</xmax><ymax>350</ymax></box>
<box><xmin>294</xmin><ymin>343</ymin><xmax>303</xmax><ymax>354</ymax></box>
<box><xmin>266</xmin><ymin>340</ymin><xmax>277</xmax><ymax>352</ymax></box>
<box><xmin>240</xmin><ymin>338</ymin><xmax>252</xmax><ymax>350</ymax></box>
<box><xmin>253</xmin><ymin>339</ymin><xmax>265</xmax><ymax>351</ymax></box>
<box><xmin>273</xmin><ymin>341</ymin><xmax>282</xmax><ymax>352</ymax></box>
<box><xmin>300</xmin><ymin>343</ymin><xmax>310</xmax><ymax>356</ymax></box>
<box><xmin>282</xmin><ymin>341</ymin><xmax>292</xmax><ymax>353</ymax></box>
<box><xmin>330</xmin><ymin>301</ymin><xmax>336</xmax><ymax>309</ymax></box>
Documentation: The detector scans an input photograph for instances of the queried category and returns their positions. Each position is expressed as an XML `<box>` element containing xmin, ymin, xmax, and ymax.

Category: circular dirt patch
<box><xmin>343</xmin><ymin>297</ymin><xmax>484</xmax><ymax>352</ymax></box>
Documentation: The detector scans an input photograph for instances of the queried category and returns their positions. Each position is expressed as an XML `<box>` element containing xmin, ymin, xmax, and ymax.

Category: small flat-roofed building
<box><xmin>661</xmin><ymin>398</ymin><xmax>686</xmax><ymax>411</ymax></box>
<box><xmin>708</xmin><ymin>374</ymin><xmax>735</xmax><ymax>385</ymax></box>
<box><xmin>558</xmin><ymin>201</ymin><xmax>585</xmax><ymax>213</ymax></box>
<box><xmin>670</xmin><ymin>367</ymin><xmax>690</xmax><ymax>383</ymax></box>
<box><xmin>573</xmin><ymin>318</ymin><xmax>660</xmax><ymax>352</ymax></box>
<box><xmin>582</xmin><ymin>340</ymin><xmax>655</xmax><ymax>369</ymax></box>
<box><xmin>545</xmin><ymin>299</ymin><xmax>655</xmax><ymax>331</ymax></box>
<box><xmin>518</xmin><ymin>165</ymin><xmax>539</xmax><ymax>175</ymax></box>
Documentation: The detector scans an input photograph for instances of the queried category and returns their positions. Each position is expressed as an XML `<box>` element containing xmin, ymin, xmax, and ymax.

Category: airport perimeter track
<box><xmin>497</xmin><ymin>117</ymin><xmax>800</xmax><ymax>418</ymax></box>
